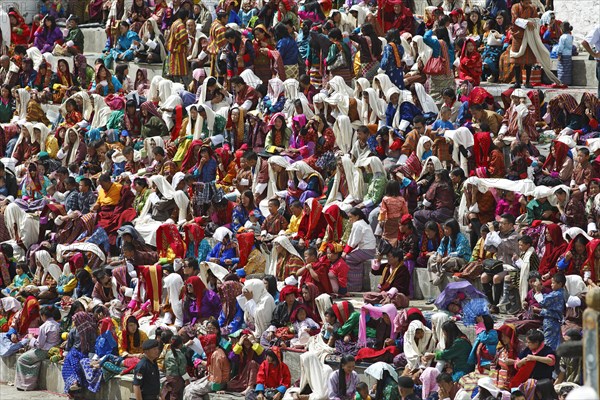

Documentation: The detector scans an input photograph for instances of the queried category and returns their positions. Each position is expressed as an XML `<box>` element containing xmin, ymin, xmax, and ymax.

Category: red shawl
<box><xmin>469</xmin><ymin>87</ymin><xmax>494</xmax><ymax>107</ymax></box>
<box><xmin>324</xmin><ymin>204</ymin><xmax>343</xmax><ymax>240</ymax></box>
<box><xmin>538</xmin><ymin>224</ymin><xmax>567</xmax><ymax>276</ymax></box>
<box><xmin>583</xmin><ymin>239</ymin><xmax>600</xmax><ymax>282</ymax></box>
<box><xmin>542</xmin><ymin>140</ymin><xmax>569</xmax><ymax>173</ymax></box>
<box><xmin>332</xmin><ymin>301</ymin><xmax>351</xmax><ymax>324</ymax></box>
<box><xmin>473</xmin><ymin>132</ymin><xmax>492</xmax><ymax>168</ymax></box>
<box><xmin>496</xmin><ymin>324</ymin><xmax>519</xmax><ymax>360</ymax></box>
<box><xmin>140</xmin><ymin>264</ymin><xmax>163</xmax><ymax>318</ymax></box>
<box><xmin>156</xmin><ymin>224</ymin><xmax>186</xmax><ymax>259</ymax></box>
<box><xmin>184</xmin><ymin>223</ymin><xmax>205</xmax><ymax>258</ymax></box>
<box><xmin>237</xmin><ymin>231</ymin><xmax>255</xmax><ymax>267</ymax></box>
<box><xmin>458</xmin><ymin>38</ymin><xmax>482</xmax><ymax>85</ymax></box>
<box><xmin>184</xmin><ymin>276</ymin><xmax>206</xmax><ymax>314</ymax></box>
<box><xmin>17</xmin><ymin>296</ymin><xmax>39</xmax><ymax>335</ymax></box>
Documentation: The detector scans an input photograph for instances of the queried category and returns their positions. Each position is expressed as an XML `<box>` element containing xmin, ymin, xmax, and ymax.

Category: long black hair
<box><xmin>338</xmin><ymin>355</ymin><xmax>355</xmax><ymax>396</ymax></box>
<box><xmin>126</xmin><ymin>315</ymin><xmax>141</xmax><ymax>349</ymax></box>
<box><xmin>375</xmin><ymin>370</ymin><xmax>393</xmax><ymax>399</ymax></box>
<box><xmin>361</xmin><ymin>23</ymin><xmax>382</xmax><ymax>58</ymax></box>
<box><xmin>263</xmin><ymin>275</ymin><xmax>278</xmax><ymax>299</ymax></box>
<box><xmin>442</xmin><ymin>320</ymin><xmax>468</xmax><ymax>349</ymax></box>
<box><xmin>442</xmin><ymin>218</ymin><xmax>461</xmax><ymax>248</ymax></box>
<box><xmin>171</xmin><ymin>335</ymin><xmax>183</xmax><ymax>358</ymax></box>
<box><xmin>348</xmin><ymin>207</ymin><xmax>368</xmax><ymax>223</ymax></box>
<box><xmin>535</xmin><ymin>379</ymin><xmax>558</xmax><ymax>400</ymax></box>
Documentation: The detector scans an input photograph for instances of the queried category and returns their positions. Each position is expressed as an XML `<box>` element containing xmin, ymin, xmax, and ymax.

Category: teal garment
<box><xmin>435</xmin><ymin>337</ymin><xmax>474</xmax><ymax>380</ymax></box>
<box><xmin>335</xmin><ymin>311</ymin><xmax>375</xmax><ymax>338</ymax></box>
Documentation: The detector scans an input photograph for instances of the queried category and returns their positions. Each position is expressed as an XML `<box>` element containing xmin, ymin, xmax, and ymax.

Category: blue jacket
<box><xmin>277</xmin><ymin>37</ymin><xmax>300</xmax><ymax>65</ymax></box>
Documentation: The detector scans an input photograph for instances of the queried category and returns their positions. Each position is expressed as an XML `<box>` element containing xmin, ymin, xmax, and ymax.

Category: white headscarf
<box><xmin>356</xmin><ymin>156</ymin><xmax>386</xmax><ymax>176</ymax></box>
<box><xmin>267</xmin><ymin>156</ymin><xmax>291</xmax><ymax>200</ymax></box>
<box><xmin>0</xmin><ymin>8</ymin><xmax>10</xmax><ymax>48</ymax></box>
<box><xmin>56</xmin><ymin>242</ymin><xmax>107</xmax><ymax>263</ymax></box>
<box><xmin>213</xmin><ymin>226</ymin><xmax>234</xmax><ymax>243</ymax></box>
<box><xmin>360</xmin><ymin>88</ymin><xmax>386</xmax><ymax>125</ymax></box>
<box><xmin>240</xmin><ymin>69</ymin><xmax>263</xmax><ymax>88</ymax></box>
<box><xmin>416</xmin><ymin>136</ymin><xmax>434</xmax><ymax>162</ymax></box>
<box><xmin>199</xmin><ymin>261</ymin><xmax>229</xmax><ymax>287</ymax></box>
<box><xmin>146</xmin><ymin>18</ymin><xmax>167</xmax><ymax>61</ymax></box>
<box><xmin>197</xmin><ymin>103</ymin><xmax>217</xmax><ymax>138</ymax></box>
<box><xmin>313</xmin><ymin>93</ymin><xmax>329</xmax><ymax>117</ymax></box>
<box><xmin>373</xmin><ymin>74</ymin><xmax>396</xmax><ymax>99</ymax></box>
<box><xmin>149</xmin><ymin>75</ymin><xmax>164</xmax><ymax>101</ymax></box>
<box><xmin>90</xmin><ymin>94</ymin><xmax>111</xmax><ymax>129</ymax></box>
<box><xmin>237</xmin><ymin>278</ymin><xmax>276</xmax><ymax>337</ymax></box>
<box><xmin>161</xmin><ymin>94</ymin><xmax>183</xmax><ymax>130</ymax></box>
<box><xmin>163</xmin><ymin>272</ymin><xmax>184</xmax><ymax>326</ymax></box>
<box><xmin>417</xmin><ymin>156</ymin><xmax>443</xmax><ymax>181</ymax></box>
<box><xmin>414</xmin><ymin>83</ymin><xmax>439</xmax><ymax>115</ymax></box>
<box><xmin>62</xmin><ymin>128</ymin><xmax>82</xmax><ymax>165</ymax></box>
<box><xmin>333</xmin><ymin>115</ymin><xmax>354</xmax><ymax>154</ymax></box>
<box><xmin>349</xmin><ymin>4</ymin><xmax>367</xmax><ymax>25</ymax></box>
<box><xmin>5</xmin><ymin>203</ymin><xmax>38</xmax><ymax>249</ymax></box>
<box><xmin>35</xmin><ymin>250</ymin><xmax>62</xmax><ymax>283</ymax></box>
<box><xmin>287</xmin><ymin>161</ymin><xmax>322</xmax><ymax>182</ymax></box>
<box><xmin>14</xmin><ymin>88</ymin><xmax>30</xmax><ymax>122</ymax></box>
<box><xmin>144</xmin><ymin>136</ymin><xmax>165</xmax><ymax>162</ymax></box>
<box><xmin>327</xmin><ymin>76</ymin><xmax>354</xmax><ymax>97</ymax></box>
<box><xmin>445</xmin><ymin>127</ymin><xmax>474</xmax><ymax>176</ymax></box>
<box><xmin>354</xmin><ymin>77</ymin><xmax>370</xmax><ymax>99</ymax></box>
<box><xmin>11</xmin><ymin>122</ymin><xmax>35</xmax><ymax>159</ymax></box>
<box><xmin>267</xmin><ymin>77</ymin><xmax>285</xmax><ymax>100</ymax></box>
<box><xmin>267</xmin><ymin>236</ymin><xmax>303</xmax><ymax>276</ymax></box>
<box><xmin>412</xmin><ymin>35</ymin><xmax>432</xmax><ymax>68</ymax></box>
<box><xmin>172</xmin><ymin>172</ymin><xmax>186</xmax><ymax>190</ymax></box>
<box><xmin>326</xmin><ymin>154</ymin><xmax>365</xmax><ymax>205</ymax></box>
<box><xmin>0</xmin><ymin>297</ymin><xmax>21</xmax><ymax>313</ymax></box>
<box><xmin>404</xmin><ymin>320</ymin><xmax>434</xmax><ymax>370</ymax></box>
<box><xmin>78</xmin><ymin>91</ymin><xmax>93</xmax><ymax>121</ymax></box>
<box><xmin>185</xmin><ymin>104</ymin><xmax>202</xmax><ymax>138</ymax></box>
<box><xmin>325</xmin><ymin>93</ymin><xmax>349</xmax><ymax>117</ymax></box>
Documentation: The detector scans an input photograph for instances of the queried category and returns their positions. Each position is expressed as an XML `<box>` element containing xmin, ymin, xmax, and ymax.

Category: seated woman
<box><xmin>227</xmin><ymin>331</ymin><xmax>265</xmax><ymax>394</ymax></box>
<box><xmin>232</xmin><ymin>190</ymin><xmax>262</xmax><ymax>233</ymax></box>
<box><xmin>493</xmin><ymin>324</ymin><xmax>522</xmax><ymax>390</ymax></box>
<box><xmin>427</xmin><ymin>218</ymin><xmax>471</xmax><ymax>289</ymax></box>
<box><xmin>557</xmin><ymin>232</ymin><xmax>589</xmax><ymax>277</ymax></box>
<box><xmin>238</xmin><ymin>279</ymin><xmax>277</xmax><ymax>339</ymax></box>
<box><xmin>260</xmin><ymin>78</ymin><xmax>286</xmax><ymax>118</ymax></box>
<box><xmin>548</xmin><ymin>94</ymin><xmax>587</xmax><ymax>131</ymax></box>
<box><xmin>265</xmin><ymin>113</ymin><xmax>292</xmax><ymax>154</ymax></box>
<box><xmin>47</xmin><ymin>60</ymin><xmax>75</xmax><ymax>104</ymax></box>
<box><xmin>184</xmin><ymin>333</ymin><xmax>231</xmax><ymax>397</ymax></box>
<box><xmin>91</xmin><ymin>64</ymin><xmax>122</xmax><ymax>96</ymax></box>
<box><xmin>57</xmin><ymin>128</ymin><xmax>86</xmax><ymax>167</ymax></box>
<box><xmin>403</xmin><ymin>319</ymin><xmax>435</xmax><ymax>373</ymax></box>
<box><xmin>468</xmin><ymin>314</ymin><xmax>499</xmax><ymax>373</ymax></box>
<box><xmin>343</xmin><ymin>208</ymin><xmax>377</xmax><ymax>292</ymax></box>
<box><xmin>294</xmin><ymin>198</ymin><xmax>327</xmax><ymax>251</ymax></box>
<box><xmin>541</xmin><ymin>140</ymin><xmax>573</xmax><ymax>186</ymax></box>
<box><xmin>327</xmin><ymin>355</ymin><xmax>358</xmax><ymax>400</ymax></box>
<box><xmin>14</xmin><ymin>306</ymin><xmax>61</xmax><ymax>391</ymax></box>
<box><xmin>217</xmin><ymin>280</ymin><xmax>244</xmax><ymax>335</ymax></box>
<box><xmin>269</xmin><ymin>236</ymin><xmax>304</xmax><ymax>282</ymax></box>
<box><xmin>140</xmin><ymin>101</ymin><xmax>169</xmax><ymax>137</ymax></box>
<box><xmin>34</xmin><ymin>16</ymin><xmax>63</xmax><ymax>54</ymax></box>
<box><xmin>512</xmin><ymin>329</ymin><xmax>556</xmax><ymax>388</ymax></box>
<box><xmin>423</xmin><ymin>320</ymin><xmax>474</xmax><ymax>382</ymax></box>
<box><xmin>105</xmin><ymin>21</ymin><xmax>141</xmax><ymax>64</ymax></box>
<box><xmin>356</xmin><ymin>304</ymin><xmax>398</xmax><ymax>362</ymax></box>
<box><xmin>61</xmin><ymin>311</ymin><xmax>97</xmax><ymax>395</ymax></box>
<box><xmin>539</xmin><ymin>224</ymin><xmax>568</xmax><ymax>288</ymax></box>
<box><xmin>20</xmin><ymin>162</ymin><xmax>52</xmax><ymax>201</ymax></box>
<box><xmin>180</xmin><ymin>276</ymin><xmax>219</xmax><ymax>339</ymax></box>
<box><xmin>369</xmin><ymin>248</ymin><xmax>410</xmax><ymax>298</ymax></box>
<box><xmin>246</xmin><ymin>348</ymin><xmax>291</xmax><ymax>400</ymax></box>
<box><xmin>262</xmin><ymin>284</ymin><xmax>300</xmax><ymax>346</ymax></box>
<box><xmin>206</xmin><ymin>227</ymin><xmax>240</xmax><ymax>269</ymax></box>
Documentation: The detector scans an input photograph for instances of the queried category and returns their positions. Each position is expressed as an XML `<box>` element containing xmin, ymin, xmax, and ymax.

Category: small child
<box><xmin>2</xmin><ymin>262</ymin><xmax>31</xmax><ymax>297</ymax></box>
<box><xmin>261</xmin><ymin>198</ymin><xmax>288</xmax><ymax>238</ymax></box>
<box><xmin>326</xmin><ymin>244</ymin><xmax>349</xmax><ymax>295</ymax></box>
<box><xmin>161</xmin><ymin>335</ymin><xmax>188</xmax><ymax>400</ymax></box>
<box><xmin>243</xmin><ymin>210</ymin><xmax>262</xmax><ymax>236</ymax></box>
<box><xmin>556</xmin><ymin>21</ymin><xmax>575</xmax><ymax>86</ymax></box>
<box><xmin>432</xmin><ymin>106</ymin><xmax>455</xmax><ymax>134</ymax></box>
<box><xmin>289</xmin><ymin>306</ymin><xmax>319</xmax><ymax>348</ymax></box>
<box><xmin>322</xmin><ymin>307</ymin><xmax>341</xmax><ymax>347</ymax></box>
<box><xmin>285</xmin><ymin>200</ymin><xmax>304</xmax><ymax>237</ymax></box>
<box><xmin>355</xmin><ymin>382</ymin><xmax>371</xmax><ymax>400</ymax></box>
<box><xmin>536</xmin><ymin>272</ymin><xmax>566</xmax><ymax>351</ymax></box>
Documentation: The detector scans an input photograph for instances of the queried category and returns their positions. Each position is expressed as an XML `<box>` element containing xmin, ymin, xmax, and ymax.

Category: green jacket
<box><xmin>164</xmin><ymin>348</ymin><xmax>187</xmax><ymax>376</ymax></box>
<box><xmin>335</xmin><ymin>311</ymin><xmax>375</xmax><ymax>338</ymax></box>
<box><xmin>65</xmin><ymin>28</ymin><xmax>85</xmax><ymax>52</ymax></box>
<box><xmin>435</xmin><ymin>337</ymin><xmax>474</xmax><ymax>376</ymax></box>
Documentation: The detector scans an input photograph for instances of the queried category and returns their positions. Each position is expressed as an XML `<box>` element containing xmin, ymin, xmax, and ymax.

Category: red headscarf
<box><xmin>184</xmin><ymin>276</ymin><xmax>206</xmax><ymax>313</ymax></box>
<box><xmin>332</xmin><ymin>301</ymin><xmax>352</xmax><ymax>324</ymax></box>
<box><xmin>468</xmin><ymin>87</ymin><xmax>494</xmax><ymax>107</ymax></box>
<box><xmin>100</xmin><ymin>317</ymin><xmax>117</xmax><ymax>341</ymax></box>
<box><xmin>539</xmin><ymin>224</ymin><xmax>567</xmax><ymax>276</ymax></box>
<box><xmin>542</xmin><ymin>140</ymin><xmax>570</xmax><ymax>173</ymax></box>
<box><xmin>199</xmin><ymin>333</ymin><xmax>217</xmax><ymax>367</ymax></box>
<box><xmin>496</xmin><ymin>324</ymin><xmax>519</xmax><ymax>359</ymax></box>
<box><xmin>17</xmin><ymin>296</ymin><xmax>40</xmax><ymax>335</ymax></box>
<box><xmin>279</xmin><ymin>284</ymin><xmax>300</xmax><ymax>301</ymax></box>
<box><xmin>305</xmin><ymin>198</ymin><xmax>324</xmax><ymax>239</ymax></box>
<box><xmin>583</xmin><ymin>239</ymin><xmax>600</xmax><ymax>282</ymax></box>
<box><xmin>324</xmin><ymin>204</ymin><xmax>343</xmax><ymax>241</ymax></box>
<box><xmin>139</xmin><ymin>264</ymin><xmax>163</xmax><ymax>317</ymax></box>
<box><xmin>473</xmin><ymin>131</ymin><xmax>492</xmax><ymax>168</ymax></box>
<box><xmin>184</xmin><ymin>223</ymin><xmax>205</xmax><ymax>258</ymax></box>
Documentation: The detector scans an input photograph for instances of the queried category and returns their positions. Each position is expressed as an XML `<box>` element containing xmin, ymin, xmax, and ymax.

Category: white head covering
<box><xmin>325</xmin><ymin>93</ymin><xmax>349</xmax><ymax>116</ymax></box>
<box><xmin>267</xmin><ymin>77</ymin><xmax>285</xmax><ymax>101</ymax></box>
<box><xmin>199</xmin><ymin>261</ymin><xmax>229</xmax><ymax>287</ymax></box>
<box><xmin>416</xmin><ymin>136</ymin><xmax>434</xmax><ymax>162</ymax></box>
<box><xmin>149</xmin><ymin>75</ymin><xmax>164</xmax><ymax>101</ymax></box>
<box><xmin>196</xmin><ymin>103</ymin><xmax>218</xmax><ymax>139</ymax></box>
<box><xmin>237</xmin><ymin>278</ymin><xmax>276</xmax><ymax>337</ymax></box>
<box><xmin>0</xmin><ymin>8</ymin><xmax>11</xmax><ymax>48</ymax></box>
<box><xmin>240</xmin><ymin>69</ymin><xmax>263</xmax><ymax>88</ymax></box>
<box><xmin>414</xmin><ymin>83</ymin><xmax>439</xmax><ymax>114</ymax></box>
<box><xmin>185</xmin><ymin>104</ymin><xmax>202</xmax><ymax>139</ymax></box>
<box><xmin>326</xmin><ymin>154</ymin><xmax>365</xmax><ymax>205</ymax></box>
<box><xmin>267</xmin><ymin>235</ymin><xmax>303</xmax><ymax>276</ymax></box>
<box><xmin>445</xmin><ymin>127</ymin><xmax>474</xmax><ymax>176</ymax></box>
<box><xmin>313</xmin><ymin>93</ymin><xmax>329</xmax><ymax>116</ymax></box>
<box><xmin>5</xmin><ymin>203</ymin><xmax>38</xmax><ymax>249</ymax></box>
<box><xmin>172</xmin><ymin>172</ymin><xmax>186</xmax><ymax>190</ymax></box>
<box><xmin>161</xmin><ymin>94</ymin><xmax>183</xmax><ymax>130</ymax></box>
<box><xmin>349</xmin><ymin>4</ymin><xmax>367</xmax><ymax>25</ymax></box>
<box><xmin>360</xmin><ymin>88</ymin><xmax>386</xmax><ymax>125</ymax></box>
<box><xmin>144</xmin><ymin>136</ymin><xmax>165</xmax><ymax>162</ymax></box>
<box><xmin>90</xmin><ymin>94</ymin><xmax>111</xmax><ymax>129</ymax></box>
<box><xmin>14</xmin><ymin>88</ymin><xmax>30</xmax><ymax>122</ymax></box>
<box><xmin>267</xmin><ymin>156</ymin><xmax>291</xmax><ymax>201</ymax></box>
<box><xmin>327</xmin><ymin>76</ymin><xmax>354</xmax><ymax>97</ymax></box>
<box><xmin>418</xmin><ymin>156</ymin><xmax>443</xmax><ymax>181</ymax></box>
<box><xmin>373</xmin><ymin>74</ymin><xmax>396</xmax><ymax>99</ymax></box>
<box><xmin>403</xmin><ymin>320</ymin><xmax>434</xmax><ymax>370</ymax></box>
<box><xmin>412</xmin><ymin>35</ymin><xmax>432</xmax><ymax>67</ymax></box>
<box><xmin>62</xmin><ymin>128</ymin><xmax>82</xmax><ymax>165</ymax></box>
<box><xmin>0</xmin><ymin>297</ymin><xmax>22</xmax><ymax>313</ymax></box>
<box><xmin>214</xmin><ymin>226</ymin><xmax>234</xmax><ymax>242</ymax></box>
<box><xmin>287</xmin><ymin>161</ymin><xmax>321</xmax><ymax>181</ymax></box>
<box><xmin>332</xmin><ymin>115</ymin><xmax>354</xmax><ymax>154</ymax></box>
<box><xmin>163</xmin><ymin>272</ymin><xmax>184</xmax><ymax>326</ymax></box>
<box><xmin>35</xmin><ymin>250</ymin><xmax>62</xmax><ymax>283</ymax></box>
<box><xmin>354</xmin><ymin>77</ymin><xmax>370</xmax><ymax>99</ymax></box>
<box><xmin>356</xmin><ymin>156</ymin><xmax>386</xmax><ymax>176</ymax></box>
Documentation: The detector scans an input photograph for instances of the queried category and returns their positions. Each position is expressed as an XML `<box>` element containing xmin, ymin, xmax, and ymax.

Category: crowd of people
<box><xmin>0</xmin><ymin>0</ymin><xmax>599</xmax><ymax>399</ymax></box>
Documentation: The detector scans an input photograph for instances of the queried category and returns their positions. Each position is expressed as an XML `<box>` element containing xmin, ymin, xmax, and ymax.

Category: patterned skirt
<box><xmin>361</xmin><ymin>60</ymin><xmax>380</xmax><ymax>81</ymax></box>
<box><xmin>284</xmin><ymin>64</ymin><xmax>299</xmax><ymax>81</ymax></box>
<box><xmin>309</xmin><ymin>66</ymin><xmax>323</xmax><ymax>88</ymax></box>
<box><xmin>557</xmin><ymin>55</ymin><xmax>573</xmax><ymax>86</ymax></box>
<box><xmin>14</xmin><ymin>348</ymin><xmax>48</xmax><ymax>391</ymax></box>
<box><xmin>331</xmin><ymin>67</ymin><xmax>354</xmax><ymax>86</ymax></box>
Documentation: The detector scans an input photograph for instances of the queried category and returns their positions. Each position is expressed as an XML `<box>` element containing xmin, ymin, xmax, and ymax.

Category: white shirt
<box><xmin>347</xmin><ymin>219</ymin><xmax>376</xmax><ymax>251</ymax></box>
<box><xmin>585</xmin><ymin>25</ymin><xmax>600</xmax><ymax>60</ymax></box>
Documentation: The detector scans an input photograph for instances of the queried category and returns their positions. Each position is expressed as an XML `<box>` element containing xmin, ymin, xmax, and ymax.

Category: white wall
<box><xmin>554</xmin><ymin>0</ymin><xmax>600</xmax><ymax>42</ymax></box>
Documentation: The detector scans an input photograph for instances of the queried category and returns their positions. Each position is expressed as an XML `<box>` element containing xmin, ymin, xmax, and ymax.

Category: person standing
<box><xmin>167</xmin><ymin>10</ymin><xmax>190</xmax><ymax>83</ymax></box>
<box><xmin>582</xmin><ymin>25</ymin><xmax>600</xmax><ymax>97</ymax></box>
<box><xmin>133</xmin><ymin>339</ymin><xmax>161</xmax><ymax>400</ymax></box>
<box><xmin>208</xmin><ymin>11</ymin><xmax>228</xmax><ymax>81</ymax></box>
<box><xmin>509</xmin><ymin>0</ymin><xmax>538</xmax><ymax>88</ymax></box>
